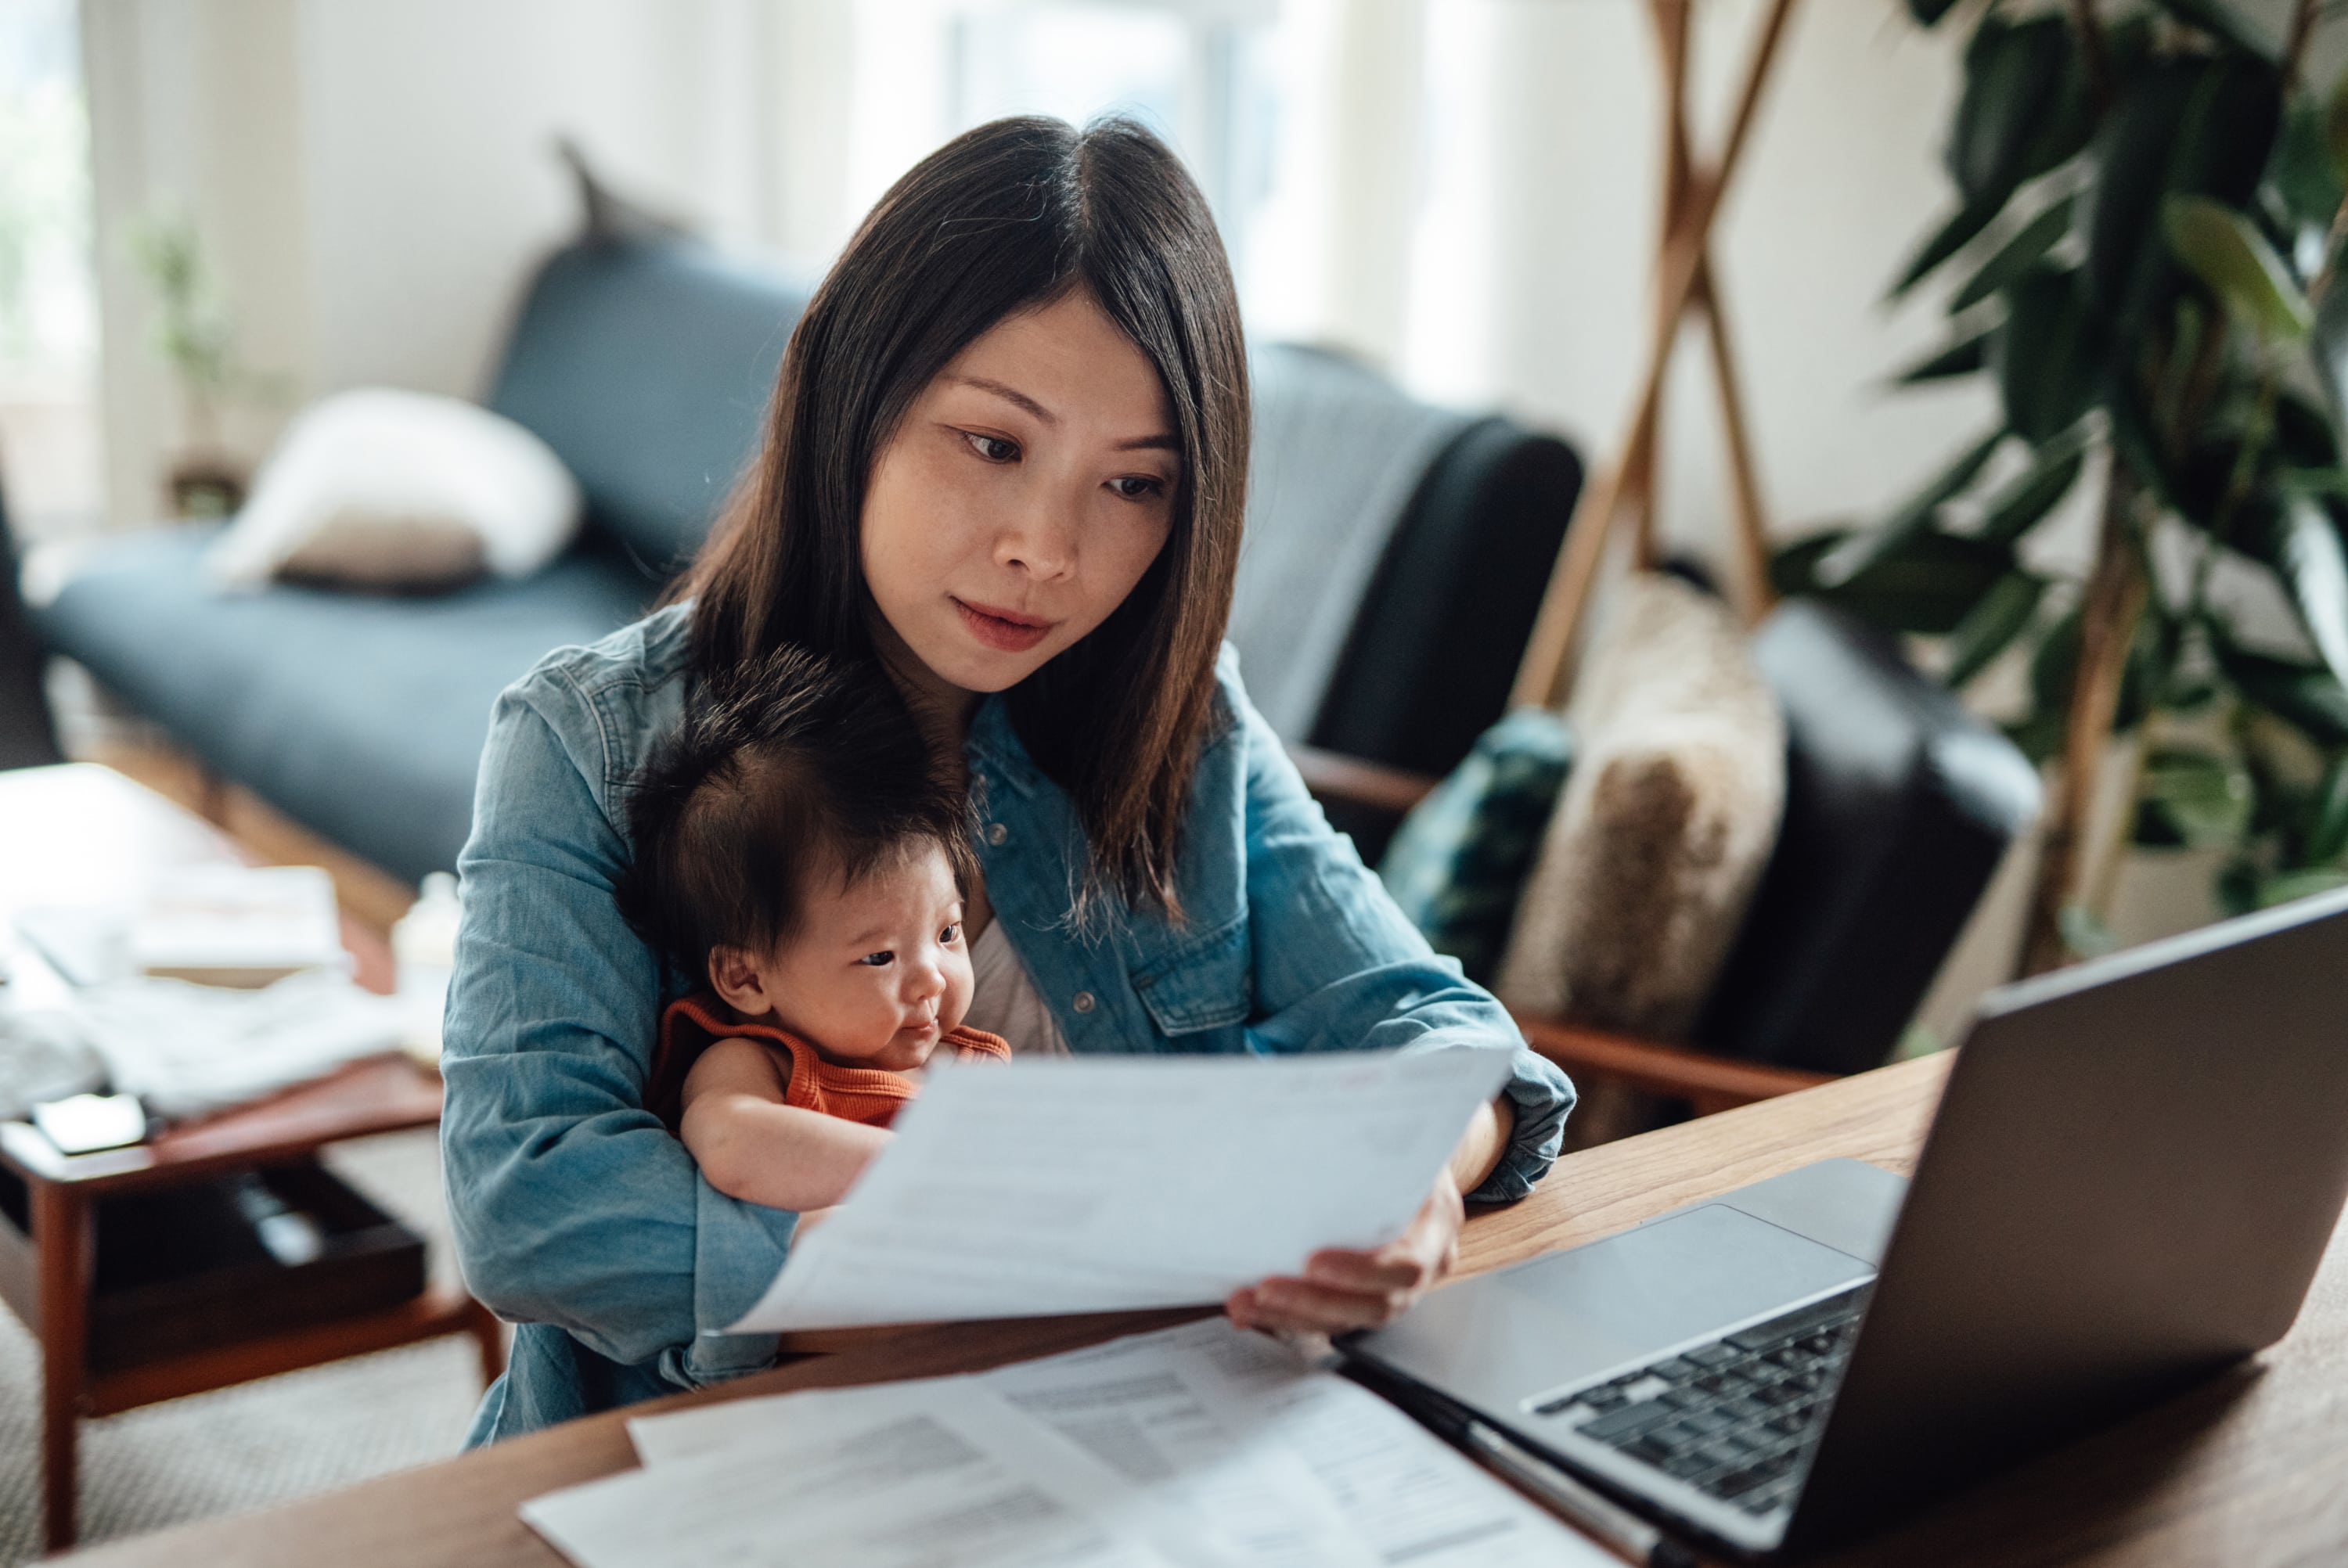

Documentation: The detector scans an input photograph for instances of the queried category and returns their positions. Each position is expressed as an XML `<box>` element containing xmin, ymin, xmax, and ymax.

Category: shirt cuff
<box><xmin>1471</xmin><ymin>1047</ymin><xmax>1577</xmax><ymax>1204</ymax></box>
<box><xmin>661</xmin><ymin>1171</ymin><xmax>801</xmax><ymax>1389</ymax></box>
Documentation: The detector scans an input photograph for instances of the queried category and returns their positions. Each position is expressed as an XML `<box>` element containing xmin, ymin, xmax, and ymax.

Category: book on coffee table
<box><xmin>126</xmin><ymin>865</ymin><xmax>350</xmax><ymax>988</ymax></box>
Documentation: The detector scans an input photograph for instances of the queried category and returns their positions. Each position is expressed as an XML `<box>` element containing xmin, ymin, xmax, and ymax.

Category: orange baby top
<box><xmin>647</xmin><ymin>992</ymin><xmax>1010</xmax><ymax>1133</ymax></box>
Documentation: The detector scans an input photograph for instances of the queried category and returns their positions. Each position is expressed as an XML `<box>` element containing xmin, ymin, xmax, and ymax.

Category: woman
<box><xmin>441</xmin><ymin>115</ymin><xmax>1575</xmax><ymax>1444</ymax></box>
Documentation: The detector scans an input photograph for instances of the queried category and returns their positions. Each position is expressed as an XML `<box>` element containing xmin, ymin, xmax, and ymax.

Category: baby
<box><xmin>615</xmin><ymin>646</ymin><xmax>1008</xmax><ymax>1214</ymax></box>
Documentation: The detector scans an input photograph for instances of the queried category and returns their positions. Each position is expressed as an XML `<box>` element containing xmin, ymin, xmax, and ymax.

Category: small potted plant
<box><xmin>125</xmin><ymin>212</ymin><xmax>257</xmax><ymax>519</ymax></box>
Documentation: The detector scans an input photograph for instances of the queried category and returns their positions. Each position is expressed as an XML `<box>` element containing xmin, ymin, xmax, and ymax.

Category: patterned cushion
<box><xmin>1378</xmin><ymin>708</ymin><xmax>1576</xmax><ymax>984</ymax></box>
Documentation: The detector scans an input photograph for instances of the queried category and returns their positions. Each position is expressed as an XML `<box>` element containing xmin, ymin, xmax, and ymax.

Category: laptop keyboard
<box><xmin>1532</xmin><ymin>1286</ymin><xmax>1868</xmax><ymax>1516</ymax></box>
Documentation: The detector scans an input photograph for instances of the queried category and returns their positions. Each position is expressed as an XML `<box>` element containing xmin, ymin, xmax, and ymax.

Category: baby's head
<box><xmin>618</xmin><ymin>646</ymin><xmax>977</xmax><ymax>1072</ymax></box>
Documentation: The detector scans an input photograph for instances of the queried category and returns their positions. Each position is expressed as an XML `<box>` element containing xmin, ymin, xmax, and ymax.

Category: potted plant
<box><xmin>1779</xmin><ymin>0</ymin><xmax>2348</xmax><ymax>972</ymax></box>
<box><xmin>125</xmin><ymin>212</ymin><xmax>257</xmax><ymax>518</ymax></box>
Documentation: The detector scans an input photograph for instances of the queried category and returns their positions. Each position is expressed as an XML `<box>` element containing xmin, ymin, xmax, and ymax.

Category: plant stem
<box><xmin>2067</xmin><ymin>0</ymin><xmax>2110</xmax><ymax>113</ymax></box>
<box><xmin>2287</xmin><ymin>0</ymin><xmax>2322</xmax><ymax>83</ymax></box>
<box><xmin>2022</xmin><ymin>470</ymin><xmax>2148</xmax><ymax>975</ymax></box>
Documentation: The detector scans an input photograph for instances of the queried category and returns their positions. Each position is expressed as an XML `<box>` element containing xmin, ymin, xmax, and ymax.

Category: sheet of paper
<box><xmin>726</xmin><ymin>1047</ymin><xmax>1514</xmax><ymax>1332</ymax></box>
<box><xmin>631</xmin><ymin>1319</ymin><xmax>1619</xmax><ymax>1568</ymax></box>
<box><xmin>981</xmin><ymin>1329</ymin><xmax>1374</xmax><ymax>1568</ymax></box>
<box><xmin>1168</xmin><ymin>1322</ymin><xmax>1619</xmax><ymax>1568</ymax></box>
<box><xmin>529</xmin><ymin>1377</ymin><xmax>1191</xmax><ymax>1568</ymax></box>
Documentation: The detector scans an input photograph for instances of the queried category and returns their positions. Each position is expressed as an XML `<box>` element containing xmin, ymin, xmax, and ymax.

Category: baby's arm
<box><xmin>676</xmin><ymin>1038</ymin><xmax>891</xmax><ymax>1212</ymax></box>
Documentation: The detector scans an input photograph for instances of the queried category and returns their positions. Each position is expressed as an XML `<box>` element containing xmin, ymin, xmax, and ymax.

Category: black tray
<box><xmin>77</xmin><ymin>1159</ymin><xmax>427</xmax><ymax>1374</ymax></box>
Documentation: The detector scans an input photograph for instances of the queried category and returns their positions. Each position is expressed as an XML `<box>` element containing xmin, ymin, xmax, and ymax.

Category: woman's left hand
<box><xmin>1226</xmin><ymin>1166</ymin><xmax>1464</xmax><ymax>1336</ymax></box>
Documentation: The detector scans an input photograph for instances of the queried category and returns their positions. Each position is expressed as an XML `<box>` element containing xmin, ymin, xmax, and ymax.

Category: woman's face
<box><xmin>861</xmin><ymin>288</ymin><xmax>1181</xmax><ymax>703</ymax></box>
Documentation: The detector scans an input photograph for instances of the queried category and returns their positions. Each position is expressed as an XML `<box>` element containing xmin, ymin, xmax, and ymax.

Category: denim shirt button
<box><xmin>1071</xmin><ymin>991</ymin><xmax>1096</xmax><ymax>1014</ymax></box>
<box><xmin>986</xmin><ymin>822</ymin><xmax>1010</xmax><ymax>846</ymax></box>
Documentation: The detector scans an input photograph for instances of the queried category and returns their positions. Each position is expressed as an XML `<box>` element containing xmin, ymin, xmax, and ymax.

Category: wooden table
<box><xmin>0</xmin><ymin>764</ymin><xmax>502</xmax><ymax>1552</ymax></box>
<box><xmin>50</xmin><ymin>1048</ymin><xmax>2348</xmax><ymax>1566</ymax></box>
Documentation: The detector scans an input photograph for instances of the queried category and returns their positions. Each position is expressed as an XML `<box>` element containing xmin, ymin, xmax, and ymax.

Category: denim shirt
<box><xmin>441</xmin><ymin>602</ymin><xmax>1575</xmax><ymax>1444</ymax></box>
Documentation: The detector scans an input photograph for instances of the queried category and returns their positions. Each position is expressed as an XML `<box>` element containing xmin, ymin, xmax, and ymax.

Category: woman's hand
<box><xmin>1226</xmin><ymin>1166</ymin><xmax>1465</xmax><ymax>1336</ymax></box>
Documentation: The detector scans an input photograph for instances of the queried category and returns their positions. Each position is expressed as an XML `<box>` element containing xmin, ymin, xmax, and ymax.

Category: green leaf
<box><xmin>1995</xmin><ymin>272</ymin><xmax>2102</xmax><ymax>443</ymax></box>
<box><xmin>2274</xmin><ymin>103</ymin><xmax>2346</xmax><ymax>231</ymax></box>
<box><xmin>2276</xmin><ymin>494</ymin><xmax>2348</xmax><ymax>689</ymax></box>
<box><xmin>2274</xmin><ymin>393</ymin><xmax>2343</xmax><ymax>468</ymax></box>
<box><xmin>2257</xmin><ymin>868</ymin><xmax>2348</xmax><ymax>907</ymax></box>
<box><xmin>2145</xmin><ymin>0</ymin><xmax>2277</xmax><ymax>61</ymax></box>
<box><xmin>1889</xmin><ymin>191</ymin><xmax>2009</xmax><ymax>300</ymax></box>
<box><xmin>1816</xmin><ymin>429</ymin><xmax>2006</xmax><ymax>585</ymax></box>
<box><xmin>1944</xmin><ymin>570</ymin><xmax>2047</xmax><ymax>686</ymax></box>
<box><xmin>2163</xmin><ymin>195</ymin><xmax>2313</xmax><ymax>343</ymax></box>
<box><xmin>2329</xmin><ymin>63</ymin><xmax>2348</xmax><ymax>175</ymax></box>
<box><xmin>2138</xmin><ymin>746</ymin><xmax>2256</xmax><ymax>847</ymax></box>
<box><xmin>1950</xmin><ymin>19</ymin><xmax>2072</xmax><ymax>203</ymax></box>
<box><xmin>2305</xmin><ymin>753</ymin><xmax>2348</xmax><ymax>864</ymax></box>
<box><xmin>2005</xmin><ymin>707</ymin><xmax>2066</xmax><ymax>764</ymax></box>
<box><xmin>2279</xmin><ymin>466</ymin><xmax>2348</xmax><ymax>503</ymax></box>
<box><xmin>1948</xmin><ymin>196</ymin><xmax>2076</xmax><ymax>314</ymax></box>
<box><xmin>2058</xmin><ymin>904</ymin><xmax>2121</xmax><ymax>959</ymax></box>
<box><xmin>1774</xmin><ymin>528</ymin><xmax>2014</xmax><ymax>636</ymax></box>
<box><xmin>1907</xmin><ymin>0</ymin><xmax>1964</xmax><ymax>23</ymax></box>
<box><xmin>1892</xmin><ymin>322</ymin><xmax>1994</xmax><ymax>384</ymax></box>
<box><xmin>2213</xmin><ymin>635</ymin><xmax>2348</xmax><ymax>744</ymax></box>
<box><xmin>1976</xmin><ymin>422</ymin><xmax>2092</xmax><ymax>544</ymax></box>
<box><xmin>2083</xmin><ymin>56</ymin><xmax>2283</xmax><ymax>339</ymax></box>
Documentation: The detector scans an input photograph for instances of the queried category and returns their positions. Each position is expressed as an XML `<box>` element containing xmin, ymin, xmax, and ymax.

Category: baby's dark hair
<box><xmin>615</xmin><ymin>645</ymin><xmax>974</xmax><ymax>981</ymax></box>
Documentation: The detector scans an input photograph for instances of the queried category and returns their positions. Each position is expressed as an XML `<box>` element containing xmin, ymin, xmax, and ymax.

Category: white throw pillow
<box><xmin>206</xmin><ymin>388</ymin><xmax>582</xmax><ymax>592</ymax></box>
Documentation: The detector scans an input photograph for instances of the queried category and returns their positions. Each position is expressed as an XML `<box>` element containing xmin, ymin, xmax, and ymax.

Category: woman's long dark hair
<box><xmin>679</xmin><ymin>115</ymin><xmax>1248</xmax><ymax>922</ymax></box>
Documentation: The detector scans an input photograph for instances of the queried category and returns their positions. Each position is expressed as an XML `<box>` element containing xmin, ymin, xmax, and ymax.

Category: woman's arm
<box><xmin>1215</xmin><ymin>653</ymin><xmax>1569</xmax><ymax>1333</ymax></box>
<box><xmin>439</xmin><ymin>676</ymin><xmax>799</xmax><ymax>1390</ymax></box>
<box><xmin>1226</xmin><ymin>658</ymin><xmax>1575</xmax><ymax>1202</ymax></box>
<box><xmin>678</xmin><ymin>1039</ymin><xmax>891</xmax><ymax>1212</ymax></box>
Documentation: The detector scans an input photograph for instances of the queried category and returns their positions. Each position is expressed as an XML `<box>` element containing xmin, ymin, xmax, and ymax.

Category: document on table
<box><xmin>524</xmin><ymin>1376</ymin><xmax>1194</xmax><ymax>1568</ymax></box>
<box><xmin>726</xmin><ymin>1047</ymin><xmax>1515</xmax><ymax>1333</ymax></box>
<box><xmin>625</xmin><ymin>1320</ymin><xmax>1619</xmax><ymax>1568</ymax></box>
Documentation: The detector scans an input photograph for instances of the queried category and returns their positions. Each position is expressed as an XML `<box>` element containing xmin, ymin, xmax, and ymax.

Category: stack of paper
<box><xmin>521</xmin><ymin>1320</ymin><xmax>1618</xmax><ymax>1568</ymax></box>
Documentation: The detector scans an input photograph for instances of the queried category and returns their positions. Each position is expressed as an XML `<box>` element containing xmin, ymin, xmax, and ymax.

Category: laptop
<box><xmin>1345</xmin><ymin>888</ymin><xmax>2348</xmax><ymax>1560</ymax></box>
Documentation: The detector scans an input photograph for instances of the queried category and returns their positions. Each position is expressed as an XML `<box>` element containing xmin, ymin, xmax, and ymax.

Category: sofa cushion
<box><xmin>1379</xmin><ymin>707</ymin><xmax>1575</xmax><ymax>985</ymax></box>
<box><xmin>1494</xmin><ymin>573</ymin><xmax>1788</xmax><ymax>1041</ymax></box>
<box><xmin>485</xmin><ymin>237</ymin><xmax>814</xmax><ymax>578</ymax></box>
<box><xmin>33</xmin><ymin>526</ymin><xmax>653</xmax><ymax>882</ymax></box>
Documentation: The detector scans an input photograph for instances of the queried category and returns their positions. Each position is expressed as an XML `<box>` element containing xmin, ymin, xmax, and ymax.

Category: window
<box><xmin>944</xmin><ymin>1</ymin><xmax>1282</xmax><ymax>292</ymax></box>
<box><xmin>0</xmin><ymin>0</ymin><xmax>101</xmax><ymax>540</ymax></box>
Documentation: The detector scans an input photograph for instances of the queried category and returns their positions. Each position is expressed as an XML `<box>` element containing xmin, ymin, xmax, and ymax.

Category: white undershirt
<box><xmin>963</xmin><ymin>920</ymin><xmax>1071</xmax><ymax>1056</ymax></box>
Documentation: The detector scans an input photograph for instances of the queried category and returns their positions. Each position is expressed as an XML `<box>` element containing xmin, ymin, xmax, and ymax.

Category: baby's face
<box><xmin>754</xmin><ymin>844</ymin><xmax>973</xmax><ymax>1072</ymax></box>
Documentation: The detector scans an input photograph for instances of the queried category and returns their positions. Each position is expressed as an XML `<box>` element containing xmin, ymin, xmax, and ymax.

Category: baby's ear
<box><xmin>707</xmin><ymin>945</ymin><xmax>772</xmax><ymax>1015</ymax></box>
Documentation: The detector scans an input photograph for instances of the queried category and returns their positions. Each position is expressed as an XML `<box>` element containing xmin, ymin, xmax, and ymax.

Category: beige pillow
<box><xmin>1495</xmin><ymin>573</ymin><xmax>1785</xmax><ymax>1041</ymax></box>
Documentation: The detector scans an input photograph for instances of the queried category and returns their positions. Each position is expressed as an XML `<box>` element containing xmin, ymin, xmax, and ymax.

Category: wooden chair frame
<box><xmin>1297</xmin><ymin>0</ymin><xmax>1823</xmax><ymax>1120</ymax></box>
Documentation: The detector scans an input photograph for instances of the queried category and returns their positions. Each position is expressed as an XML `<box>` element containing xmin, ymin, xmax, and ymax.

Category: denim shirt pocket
<box><xmin>1129</xmin><ymin>909</ymin><xmax>1253</xmax><ymax>1038</ymax></box>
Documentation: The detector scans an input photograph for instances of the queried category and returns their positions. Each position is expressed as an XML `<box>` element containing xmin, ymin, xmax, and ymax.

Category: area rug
<box><xmin>0</xmin><ymin>1129</ymin><xmax>492</xmax><ymax>1562</ymax></box>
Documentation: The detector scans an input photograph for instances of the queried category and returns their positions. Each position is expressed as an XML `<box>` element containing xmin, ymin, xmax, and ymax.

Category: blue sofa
<box><xmin>31</xmin><ymin>226</ymin><xmax>1583</xmax><ymax>886</ymax></box>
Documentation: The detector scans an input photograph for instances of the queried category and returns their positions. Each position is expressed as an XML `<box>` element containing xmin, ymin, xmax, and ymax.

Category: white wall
<box><xmin>1395</xmin><ymin>1</ymin><xmax>1994</xmax><ymax>571</ymax></box>
<box><xmin>81</xmin><ymin>0</ymin><xmax>855</xmax><ymax>525</ymax></box>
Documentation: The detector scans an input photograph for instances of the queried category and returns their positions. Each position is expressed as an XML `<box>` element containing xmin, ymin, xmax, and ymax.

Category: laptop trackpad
<box><xmin>1507</xmin><ymin>1204</ymin><xmax>1876</xmax><ymax>1374</ymax></box>
<box><xmin>1353</xmin><ymin>1204</ymin><xmax>1876</xmax><ymax>1415</ymax></box>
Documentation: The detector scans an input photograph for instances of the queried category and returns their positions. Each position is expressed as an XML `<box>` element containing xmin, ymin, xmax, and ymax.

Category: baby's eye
<box><xmin>940</xmin><ymin>922</ymin><xmax>962</xmax><ymax>944</ymax></box>
<box><xmin>859</xmin><ymin>951</ymin><xmax>895</xmax><ymax>968</ymax></box>
<box><xmin>964</xmin><ymin>432</ymin><xmax>1019</xmax><ymax>463</ymax></box>
<box><xmin>1110</xmin><ymin>474</ymin><xmax>1165</xmax><ymax>500</ymax></box>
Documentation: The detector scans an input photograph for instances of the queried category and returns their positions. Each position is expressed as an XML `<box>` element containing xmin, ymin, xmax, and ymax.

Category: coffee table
<box><xmin>0</xmin><ymin>763</ymin><xmax>502</xmax><ymax>1552</ymax></box>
